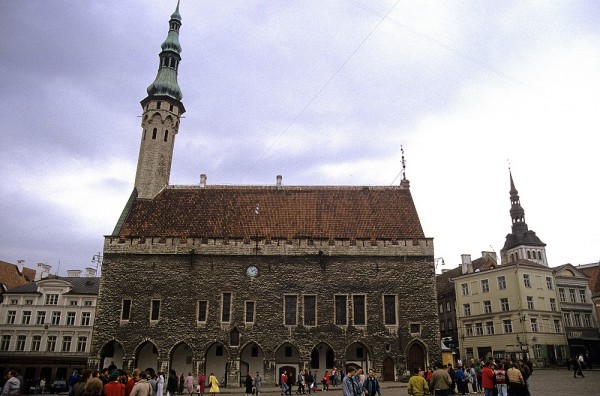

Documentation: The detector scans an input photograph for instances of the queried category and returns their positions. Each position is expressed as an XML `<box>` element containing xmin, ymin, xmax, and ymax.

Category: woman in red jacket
<box><xmin>480</xmin><ymin>361</ymin><xmax>496</xmax><ymax>396</ymax></box>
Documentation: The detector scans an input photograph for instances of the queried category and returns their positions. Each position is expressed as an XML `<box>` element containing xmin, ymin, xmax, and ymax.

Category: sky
<box><xmin>1</xmin><ymin>0</ymin><xmax>599</xmax><ymax>276</ymax></box>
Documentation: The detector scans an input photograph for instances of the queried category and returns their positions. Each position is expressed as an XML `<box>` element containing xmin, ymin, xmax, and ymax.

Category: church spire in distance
<box><xmin>509</xmin><ymin>170</ymin><xmax>528</xmax><ymax>234</ymax></box>
<box><xmin>134</xmin><ymin>0</ymin><xmax>186</xmax><ymax>200</ymax></box>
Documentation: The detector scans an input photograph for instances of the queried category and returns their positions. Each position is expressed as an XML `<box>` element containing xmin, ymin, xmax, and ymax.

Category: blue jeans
<box><xmin>484</xmin><ymin>389</ymin><xmax>495</xmax><ymax>396</ymax></box>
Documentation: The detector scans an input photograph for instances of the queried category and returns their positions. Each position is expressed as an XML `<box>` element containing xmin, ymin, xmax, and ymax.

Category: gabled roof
<box><xmin>115</xmin><ymin>185</ymin><xmax>425</xmax><ymax>240</ymax></box>
<box><xmin>5</xmin><ymin>277</ymin><xmax>99</xmax><ymax>295</ymax></box>
<box><xmin>0</xmin><ymin>260</ymin><xmax>36</xmax><ymax>291</ymax></box>
<box><xmin>436</xmin><ymin>257</ymin><xmax>491</xmax><ymax>297</ymax></box>
<box><xmin>579</xmin><ymin>263</ymin><xmax>600</xmax><ymax>298</ymax></box>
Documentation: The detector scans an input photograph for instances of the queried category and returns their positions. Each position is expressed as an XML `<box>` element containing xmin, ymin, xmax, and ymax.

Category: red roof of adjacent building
<box><xmin>115</xmin><ymin>185</ymin><xmax>425</xmax><ymax>240</ymax></box>
<box><xmin>0</xmin><ymin>260</ymin><xmax>36</xmax><ymax>301</ymax></box>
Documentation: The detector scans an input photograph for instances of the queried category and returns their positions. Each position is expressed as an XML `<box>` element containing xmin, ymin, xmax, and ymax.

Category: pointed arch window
<box><xmin>152</xmin><ymin>128</ymin><xmax>157</xmax><ymax>139</ymax></box>
<box><xmin>164</xmin><ymin>130</ymin><xmax>169</xmax><ymax>142</ymax></box>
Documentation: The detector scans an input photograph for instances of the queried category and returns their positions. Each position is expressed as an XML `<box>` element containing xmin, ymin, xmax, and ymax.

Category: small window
<box><xmin>230</xmin><ymin>328</ymin><xmax>240</xmax><ymax>346</ymax></box>
<box><xmin>77</xmin><ymin>336</ymin><xmax>87</xmax><ymax>352</ymax></box>
<box><xmin>463</xmin><ymin>304</ymin><xmax>471</xmax><ymax>316</ymax></box>
<box><xmin>410</xmin><ymin>323</ymin><xmax>421</xmax><ymax>334</ymax></box>
<box><xmin>245</xmin><ymin>301</ymin><xmax>255</xmax><ymax>323</ymax></box>
<box><xmin>69</xmin><ymin>301</ymin><xmax>78</xmax><ymax>306</ymax></box>
<box><xmin>9</xmin><ymin>299</ymin><xmax>18</xmax><ymax>305</ymax></box>
<box><xmin>550</xmin><ymin>298</ymin><xmax>557</xmax><ymax>312</ymax></box>
<box><xmin>465</xmin><ymin>324</ymin><xmax>473</xmax><ymax>336</ymax></box>
<box><xmin>16</xmin><ymin>335</ymin><xmax>26</xmax><ymax>351</ymax></box>
<box><xmin>81</xmin><ymin>312</ymin><xmax>91</xmax><ymax>326</ymax></box>
<box><xmin>559</xmin><ymin>288</ymin><xmax>566</xmax><ymax>302</ymax></box>
<box><xmin>353</xmin><ymin>295</ymin><xmax>366</xmax><ymax>326</ymax></box>
<box><xmin>46</xmin><ymin>336</ymin><xmax>57</xmax><ymax>352</ymax></box>
<box><xmin>564</xmin><ymin>313</ymin><xmax>572</xmax><ymax>327</ymax></box>
<box><xmin>486</xmin><ymin>321</ymin><xmax>494</xmax><ymax>335</ymax></box>
<box><xmin>36</xmin><ymin>311</ymin><xmax>46</xmax><ymax>325</ymax></box>
<box><xmin>22</xmin><ymin>311</ymin><xmax>32</xmax><ymax>325</ymax></box>
<box><xmin>500</xmin><ymin>298</ymin><xmax>510</xmax><ymax>312</ymax></box>
<box><xmin>503</xmin><ymin>319</ymin><xmax>513</xmax><ymax>333</ymax></box>
<box><xmin>221</xmin><ymin>293</ymin><xmax>232</xmax><ymax>323</ymax></box>
<box><xmin>439</xmin><ymin>304</ymin><xmax>444</xmax><ymax>314</ymax></box>
<box><xmin>527</xmin><ymin>296</ymin><xmax>534</xmax><ymax>310</ymax></box>
<box><xmin>446</xmin><ymin>301</ymin><xmax>452</xmax><ymax>312</ymax></box>
<box><xmin>152</xmin><ymin>128</ymin><xmax>157</xmax><ymax>139</ymax></box>
<box><xmin>579</xmin><ymin>289</ymin><xmax>587</xmax><ymax>303</ymax></box>
<box><xmin>475</xmin><ymin>322</ymin><xmax>483</xmax><ymax>336</ymax></box>
<box><xmin>198</xmin><ymin>301</ymin><xmax>208</xmax><ymax>322</ymax></box>
<box><xmin>51</xmin><ymin>311</ymin><xmax>61</xmax><ymax>325</ymax></box>
<box><xmin>481</xmin><ymin>279</ymin><xmax>489</xmax><ymax>293</ymax></box>
<box><xmin>569</xmin><ymin>289</ymin><xmax>577</xmax><ymax>303</ymax></box>
<box><xmin>0</xmin><ymin>335</ymin><xmax>11</xmax><ymax>351</ymax></box>
<box><xmin>150</xmin><ymin>300</ymin><xmax>161</xmax><ymax>321</ymax></box>
<box><xmin>530</xmin><ymin>318</ymin><xmax>539</xmax><ymax>332</ymax></box>
<box><xmin>483</xmin><ymin>300</ymin><xmax>492</xmax><ymax>314</ymax></box>
<box><xmin>335</xmin><ymin>295</ymin><xmax>348</xmax><ymax>325</ymax></box>
<box><xmin>461</xmin><ymin>283</ymin><xmax>469</xmax><ymax>296</ymax></box>
<box><xmin>215</xmin><ymin>345</ymin><xmax>224</xmax><ymax>356</ymax></box>
<box><xmin>169</xmin><ymin>104</ymin><xmax>174</xmax><ymax>112</ymax></box>
<box><xmin>284</xmin><ymin>295</ymin><xmax>298</xmax><ymax>326</ymax></box>
<box><xmin>303</xmin><ymin>295</ymin><xmax>316</xmax><ymax>326</ymax></box>
<box><xmin>121</xmin><ymin>299</ymin><xmax>131</xmax><ymax>321</ymax></box>
<box><xmin>45</xmin><ymin>294</ymin><xmax>59</xmax><ymax>305</ymax></box>
<box><xmin>384</xmin><ymin>295</ymin><xmax>397</xmax><ymax>325</ymax></box>
<box><xmin>66</xmin><ymin>312</ymin><xmax>76</xmax><ymax>326</ymax></box>
<box><xmin>157</xmin><ymin>101</ymin><xmax>161</xmax><ymax>109</ymax></box>
<box><xmin>546</xmin><ymin>277</ymin><xmax>553</xmax><ymax>290</ymax></box>
<box><xmin>31</xmin><ymin>335</ymin><xmax>41</xmax><ymax>352</ymax></box>
<box><xmin>523</xmin><ymin>274</ymin><xmax>531</xmax><ymax>288</ymax></box>
<box><xmin>62</xmin><ymin>336</ymin><xmax>72</xmax><ymax>352</ymax></box>
<box><xmin>164</xmin><ymin>130</ymin><xmax>169</xmax><ymax>142</ymax></box>
<box><xmin>497</xmin><ymin>276</ymin><xmax>506</xmax><ymax>290</ymax></box>
<box><xmin>554</xmin><ymin>319</ymin><xmax>561</xmax><ymax>333</ymax></box>
<box><xmin>143</xmin><ymin>129</ymin><xmax>146</xmax><ymax>140</ymax></box>
<box><xmin>84</xmin><ymin>300</ymin><xmax>93</xmax><ymax>306</ymax></box>
<box><xmin>25</xmin><ymin>299</ymin><xmax>33</xmax><ymax>305</ymax></box>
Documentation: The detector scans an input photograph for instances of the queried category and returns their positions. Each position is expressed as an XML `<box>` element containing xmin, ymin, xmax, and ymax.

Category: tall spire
<box><xmin>508</xmin><ymin>171</ymin><xmax>528</xmax><ymax>234</ymax></box>
<box><xmin>146</xmin><ymin>1</ymin><xmax>183</xmax><ymax>102</ymax></box>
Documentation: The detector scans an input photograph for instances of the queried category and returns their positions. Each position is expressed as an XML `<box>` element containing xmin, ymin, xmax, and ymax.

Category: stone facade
<box><xmin>90</xmin><ymin>236</ymin><xmax>440</xmax><ymax>385</ymax></box>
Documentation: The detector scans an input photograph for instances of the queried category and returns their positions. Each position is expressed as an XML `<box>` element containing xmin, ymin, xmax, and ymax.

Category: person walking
<box><xmin>494</xmin><ymin>362</ymin><xmax>507</xmax><ymax>396</ymax></box>
<box><xmin>480</xmin><ymin>362</ymin><xmax>495</xmax><ymax>396</ymax></box>
<box><xmin>167</xmin><ymin>371</ymin><xmax>178</xmax><ymax>396</ymax></box>
<box><xmin>361</xmin><ymin>369</ymin><xmax>380</xmax><ymax>396</ymax></box>
<box><xmin>197</xmin><ymin>373</ymin><xmax>206</xmax><ymax>396</ymax></box>
<box><xmin>407</xmin><ymin>368</ymin><xmax>429</xmax><ymax>396</ymax></box>
<box><xmin>254</xmin><ymin>372</ymin><xmax>263</xmax><ymax>396</ymax></box>
<box><xmin>244</xmin><ymin>372</ymin><xmax>253</xmax><ymax>396</ymax></box>
<box><xmin>341</xmin><ymin>368</ymin><xmax>359</xmax><ymax>396</ymax></box>
<box><xmin>208</xmin><ymin>373</ymin><xmax>219</xmax><ymax>396</ymax></box>
<box><xmin>157</xmin><ymin>373</ymin><xmax>165</xmax><ymax>396</ymax></box>
<box><xmin>429</xmin><ymin>362</ymin><xmax>452</xmax><ymax>396</ymax></box>
<box><xmin>184</xmin><ymin>374</ymin><xmax>194</xmax><ymax>396</ymax></box>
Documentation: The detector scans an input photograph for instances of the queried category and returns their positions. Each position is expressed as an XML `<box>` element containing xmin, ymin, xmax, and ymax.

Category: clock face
<box><xmin>246</xmin><ymin>266</ymin><xmax>258</xmax><ymax>277</ymax></box>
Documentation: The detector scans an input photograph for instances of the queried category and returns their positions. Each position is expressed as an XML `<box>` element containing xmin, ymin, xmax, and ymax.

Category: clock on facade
<box><xmin>246</xmin><ymin>266</ymin><xmax>259</xmax><ymax>277</ymax></box>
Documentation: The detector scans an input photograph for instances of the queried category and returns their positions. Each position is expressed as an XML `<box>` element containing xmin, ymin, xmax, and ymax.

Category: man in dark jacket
<box><xmin>167</xmin><ymin>370</ymin><xmax>178</xmax><ymax>396</ymax></box>
<box><xmin>362</xmin><ymin>369</ymin><xmax>381</xmax><ymax>396</ymax></box>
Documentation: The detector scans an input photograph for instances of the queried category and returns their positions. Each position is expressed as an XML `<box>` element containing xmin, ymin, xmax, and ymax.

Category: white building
<box><xmin>0</xmin><ymin>268</ymin><xmax>98</xmax><ymax>384</ymax></box>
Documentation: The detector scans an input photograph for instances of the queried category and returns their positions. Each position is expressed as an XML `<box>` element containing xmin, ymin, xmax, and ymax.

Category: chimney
<box><xmin>461</xmin><ymin>254</ymin><xmax>473</xmax><ymax>274</ymax></box>
<box><xmin>200</xmin><ymin>174</ymin><xmax>207</xmax><ymax>188</ymax></box>
<box><xmin>85</xmin><ymin>267</ymin><xmax>97</xmax><ymax>277</ymax></box>
<box><xmin>276</xmin><ymin>175</ymin><xmax>282</xmax><ymax>188</ymax></box>
<box><xmin>16</xmin><ymin>259</ymin><xmax>25</xmax><ymax>274</ymax></box>
<box><xmin>35</xmin><ymin>263</ymin><xmax>52</xmax><ymax>281</ymax></box>
<box><xmin>67</xmin><ymin>270</ymin><xmax>81</xmax><ymax>278</ymax></box>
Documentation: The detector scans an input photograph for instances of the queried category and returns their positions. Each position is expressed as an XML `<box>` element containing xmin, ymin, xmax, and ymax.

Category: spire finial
<box><xmin>401</xmin><ymin>145</ymin><xmax>406</xmax><ymax>180</ymax></box>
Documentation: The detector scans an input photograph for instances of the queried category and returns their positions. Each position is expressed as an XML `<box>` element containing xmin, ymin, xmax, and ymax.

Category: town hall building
<box><xmin>89</xmin><ymin>3</ymin><xmax>440</xmax><ymax>384</ymax></box>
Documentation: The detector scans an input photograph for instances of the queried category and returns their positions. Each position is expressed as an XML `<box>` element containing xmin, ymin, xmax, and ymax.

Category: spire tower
<box><xmin>134</xmin><ymin>1</ymin><xmax>185</xmax><ymax>199</ymax></box>
<box><xmin>500</xmin><ymin>171</ymin><xmax>548</xmax><ymax>266</ymax></box>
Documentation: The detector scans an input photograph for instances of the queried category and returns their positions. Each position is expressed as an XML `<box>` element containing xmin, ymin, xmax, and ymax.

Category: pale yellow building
<box><xmin>454</xmin><ymin>255</ymin><xmax>567</xmax><ymax>367</ymax></box>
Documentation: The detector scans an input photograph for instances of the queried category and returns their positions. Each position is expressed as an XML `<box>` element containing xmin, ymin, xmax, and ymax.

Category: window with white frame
<box><xmin>46</xmin><ymin>336</ymin><xmax>56</xmax><ymax>352</ymax></box>
<box><xmin>534</xmin><ymin>344</ymin><xmax>542</xmax><ymax>358</ymax></box>
<box><xmin>527</xmin><ymin>296</ymin><xmax>534</xmax><ymax>310</ymax></box>
<box><xmin>51</xmin><ymin>311</ymin><xmax>61</xmax><ymax>325</ymax></box>
<box><xmin>461</xmin><ymin>283</ymin><xmax>469</xmax><ymax>296</ymax></box>
<box><xmin>36</xmin><ymin>311</ymin><xmax>46</xmax><ymax>325</ymax></box>
<box><xmin>559</xmin><ymin>288</ymin><xmax>566</xmax><ymax>302</ymax></box>
<box><xmin>61</xmin><ymin>336</ymin><xmax>72</xmax><ymax>352</ymax></box>
<box><xmin>486</xmin><ymin>321</ymin><xmax>495</xmax><ymax>335</ymax></box>
<box><xmin>77</xmin><ymin>336</ymin><xmax>87</xmax><ymax>352</ymax></box>
<box><xmin>81</xmin><ymin>312</ymin><xmax>91</xmax><ymax>326</ymax></box>
<box><xmin>475</xmin><ymin>322</ymin><xmax>484</xmax><ymax>336</ymax></box>
<box><xmin>0</xmin><ymin>335</ymin><xmax>11</xmax><ymax>351</ymax></box>
<box><xmin>84</xmin><ymin>300</ymin><xmax>93</xmax><ymax>306</ymax></box>
<box><xmin>16</xmin><ymin>335</ymin><xmax>26</xmax><ymax>351</ymax></box>
<box><xmin>31</xmin><ymin>335</ymin><xmax>41</xmax><ymax>352</ymax></box>
<box><xmin>483</xmin><ymin>300</ymin><xmax>492</xmax><ymax>314</ymax></box>
<box><xmin>25</xmin><ymin>299</ymin><xmax>33</xmax><ymax>305</ymax></box>
<box><xmin>569</xmin><ymin>289</ymin><xmax>577</xmax><ymax>303</ymax></box>
<box><xmin>554</xmin><ymin>319</ymin><xmax>561</xmax><ymax>333</ymax></box>
<box><xmin>503</xmin><ymin>319</ymin><xmax>513</xmax><ymax>333</ymax></box>
<box><xmin>530</xmin><ymin>318</ymin><xmax>539</xmax><ymax>332</ymax></box>
<box><xmin>69</xmin><ymin>301</ymin><xmax>78</xmax><ymax>306</ymax></box>
<box><xmin>550</xmin><ymin>298</ymin><xmax>557</xmax><ymax>312</ymax></box>
<box><xmin>66</xmin><ymin>312</ymin><xmax>76</xmax><ymax>326</ymax></box>
<box><xmin>574</xmin><ymin>313</ymin><xmax>582</xmax><ymax>327</ymax></box>
<box><xmin>45</xmin><ymin>294</ymin><xmax>59</xmax><ymax>305</ymax></box>
<box><xmin>21</xmin><ymin>311</ymin><xmax>31</xmax><ymax>325</ymax></box>
<box><xmin>523</xmin><ymin>274</ymin><xmax>531</xmax><ymax>288</ymax></box>
<box><xmin>497</xmin><ymin>276</ymin><xmax>507</xmax><ymax>290</ymax></box>
<box><xmin>463</xmin><ymin>304</ymin><xmax>471</xmax><ymax>316</ymax></box>
<box><xmin>9</xmin><ymin>299</ymin><xmax>18</xmax><ymax>305</ymax></box>
<box><xmin>6</xmin><ymin>311</ymin><xmax>16</xmax><ymax>324</ymax></box>
<box><xmin>500</xmin><ymin>298</ymin><xmax>509</xmax><ymax>312</ymax></box>
<box><xmin>481</xmin><ymin>279</ymin><xmax>490</xmax><ymax>293</ymax></box>
<box><xmin>584</xmin><ymin>314</ymin><xmax>592</xmax><ymax>327</ymax></box>
<box><xmin>546</xmin><ymin>277</ymin><xmax>553</xmax><ymax>290</ymax></box>
<box><xmin>579</xmin><ymin>290</ymin><xmax>586</xmax><ymax>303</ymax></box>
<box><xmin>563</xmin><ymin>313</ymin><xmax>572</xmax><ymax>327</ymax></box>
<box><xmin>465</xmin><ymin>323</ymin><xmax>473</xmax><ymax>336</ymax></box>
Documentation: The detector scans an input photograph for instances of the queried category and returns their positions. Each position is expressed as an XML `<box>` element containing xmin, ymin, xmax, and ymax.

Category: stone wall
<box><xmin>90</xmin><ymin>249</ymin><xmax>440</xmax><ymax>384</ymax></box>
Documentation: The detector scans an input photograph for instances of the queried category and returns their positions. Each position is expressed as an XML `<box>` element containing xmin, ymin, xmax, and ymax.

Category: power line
<box><xmin>249</xmin><ymin>0</ymin><xmax>402</xmax><ymax>171</ymax></box>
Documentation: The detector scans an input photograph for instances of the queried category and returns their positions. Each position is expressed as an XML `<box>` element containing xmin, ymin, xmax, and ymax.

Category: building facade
<box><xmin>0</xmin><ymin>270</ymin><xmax>99</xmax><ymax>384</ymax></box>
<box><xmin>88</xmin><ymin>3</ymin><xmax>440</xmax><ymax>385</ymax></box>
<box><xmin>554</xmin><ymin>264</ymin><xmax>600</xmax><ymax>363</ymax></box>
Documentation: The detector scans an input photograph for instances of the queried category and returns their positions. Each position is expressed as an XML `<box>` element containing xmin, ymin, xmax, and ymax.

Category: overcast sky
<box><xmin>1</xmin><ymin>1</ymin><xmax>599</xmax><ymax>276</ymax></box>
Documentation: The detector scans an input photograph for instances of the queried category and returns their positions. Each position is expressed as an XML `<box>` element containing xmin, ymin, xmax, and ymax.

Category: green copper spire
<box><xmin>146</xmin><ymin>1</ymin><xmax>183</xmax><ymax>101</ymax></box>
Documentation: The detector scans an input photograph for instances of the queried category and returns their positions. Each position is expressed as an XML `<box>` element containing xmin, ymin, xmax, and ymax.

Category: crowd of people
<box><xmin>407</xmin><ymin>358</ymin><xmax>536</xmax><ymax>396</ymax></box>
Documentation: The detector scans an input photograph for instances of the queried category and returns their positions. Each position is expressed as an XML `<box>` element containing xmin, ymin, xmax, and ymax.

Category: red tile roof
<box><xmin>0</xmin><ymin>260</ymin><xmax>36</xmax><ymax>301</ymax></box>
<box><xmin>117</xmin><ymin>185</ymin><xmax>425</xmax><ymax>240</ymax></box>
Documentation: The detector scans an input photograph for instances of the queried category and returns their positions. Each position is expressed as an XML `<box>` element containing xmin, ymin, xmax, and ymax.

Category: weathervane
<box><xmin>401</xmin><ymin>145</ymin><xmax>406</xmax><ymax>180</ymax></box>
